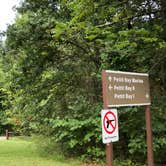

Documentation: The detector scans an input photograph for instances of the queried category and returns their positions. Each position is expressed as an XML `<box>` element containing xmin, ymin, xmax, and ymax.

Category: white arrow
<box><xmin>145</xmin><ymin>93</ymin><xmax>149</xmax><ymax>98</ymax></box>
<box><xmin>108</xmin><ymin>85</ymin><xmax>113</xmax><ymax>91</ymax></box>
<box><xmin>108</xmin><ymin>76</ymin><xmax>112</xmax><ymax>82</ymax></box>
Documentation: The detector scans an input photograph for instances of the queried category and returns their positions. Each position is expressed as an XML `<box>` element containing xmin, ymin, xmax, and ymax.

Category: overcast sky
<box><xmin>0</xmin><ymin>0</ymin><xmax>20</xmax><ymax>31</ymax></box>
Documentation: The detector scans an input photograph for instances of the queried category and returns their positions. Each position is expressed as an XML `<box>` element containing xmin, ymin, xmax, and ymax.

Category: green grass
<box><xmin>0</xmin><ymin>138</ymin><xmax>81</xmax><ymax>166</ymax></box>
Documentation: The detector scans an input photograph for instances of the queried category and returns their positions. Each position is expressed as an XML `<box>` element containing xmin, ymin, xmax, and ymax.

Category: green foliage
<box><xmin>0</xmin><ymin>56</ymin><xmax>13</xmax><ymax>134</ymax></box>
<box><xmin>32</xmin><ymin>135</ymin><xmax>65</xmax><ymax>160</ymax></box>
<box><xmin>114</xmin><ymin>159</ymin><xmax>142</xmax><ymax>166</ymax></box>
<box><xmin>0</xmin><ymin>0</ymin><xmax>166</xmax><ymax>165</ymax></box>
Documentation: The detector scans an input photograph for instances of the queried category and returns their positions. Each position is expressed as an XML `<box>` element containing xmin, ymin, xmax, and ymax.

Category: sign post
<box><xmin>102</xmin><ymin>70</ymin><xmax>153</xmax><ymax>166</ymax></box>
<box><xmin>102</xmin><ymin>71</ymin><xmax>113</xmax><ymax>166</ymax></box>
<box><xmin>145</xmin><ymin>105</ymin><xmax>154</xmax><ymax>166</ymax></box>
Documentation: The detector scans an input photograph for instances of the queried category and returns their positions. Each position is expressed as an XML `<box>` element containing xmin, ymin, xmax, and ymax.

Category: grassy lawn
<box><xmin>0</xmin><ymin>138</ymin><xmax>82</xmax><ymax>166</ymax></box>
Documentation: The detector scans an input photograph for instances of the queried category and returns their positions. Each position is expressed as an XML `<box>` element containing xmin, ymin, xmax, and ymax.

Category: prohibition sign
<box><xmin>103</xmin><ymin>111</ymin><xmax>116</xmax><ymax>134</ymax></box>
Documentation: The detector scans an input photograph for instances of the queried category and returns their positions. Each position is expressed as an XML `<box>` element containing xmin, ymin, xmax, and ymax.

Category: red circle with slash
<box><xmin>103</xmin><ymin>111</ymin><xmax>116</xmax><ymax>134</ymax></box>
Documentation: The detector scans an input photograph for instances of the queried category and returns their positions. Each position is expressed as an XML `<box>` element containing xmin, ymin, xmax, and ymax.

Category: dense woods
<box><xmin>0</xmin><ymin>0</ymin><xmax>166</xmax><ymax>165</ymax></box>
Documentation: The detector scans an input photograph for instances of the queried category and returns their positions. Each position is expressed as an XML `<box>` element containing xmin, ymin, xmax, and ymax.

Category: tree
<box><xmin>2</xmin><ymin>0</ymin><xmax>166</xmax><ymax>164</ymax></box>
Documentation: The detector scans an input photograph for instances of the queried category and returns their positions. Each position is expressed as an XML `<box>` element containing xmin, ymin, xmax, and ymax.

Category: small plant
<box><xmin>114</xmin><ymin>159</ymin><xmax>144</xmax><ymax>166</ymax></box>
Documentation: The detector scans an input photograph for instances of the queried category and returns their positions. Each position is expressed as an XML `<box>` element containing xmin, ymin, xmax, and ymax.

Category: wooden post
<box><xmin>106</xmin><ymin>143</ymin><xmax>113</xmax><ymax>166</ymax></box>
<box><xmin>102</xmin><ymin>71</ymin><xmax>114</xmax><ymax>166</ymax></box>
<box><xmin>145</xmin><ymin>105</ymin><xmax>154</xmax><ymax>166</ymax></box>
<box><xmin>6</xmin><ymin>130</ymin><xmax>9</xmax><ymax>140</ymax></box>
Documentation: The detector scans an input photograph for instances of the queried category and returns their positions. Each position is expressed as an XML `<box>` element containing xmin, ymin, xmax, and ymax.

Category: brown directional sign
<box><xmin>102</xmin><ymin>70</ymin><xmax>151</xmax><ymax>107</ymax></box>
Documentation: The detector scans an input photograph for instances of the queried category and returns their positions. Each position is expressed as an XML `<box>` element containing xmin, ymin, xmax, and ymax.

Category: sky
<box><xmin>0</xmin><ymin>0</ymin><xmax>20</xmax><ymax>32</ymax></box>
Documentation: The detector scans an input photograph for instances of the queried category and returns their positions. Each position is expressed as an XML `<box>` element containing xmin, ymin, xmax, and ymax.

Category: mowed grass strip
<box><xmin>0</xmin><ymin>138</ymin><xmax>81</xmax><ymax>166</ymax></box>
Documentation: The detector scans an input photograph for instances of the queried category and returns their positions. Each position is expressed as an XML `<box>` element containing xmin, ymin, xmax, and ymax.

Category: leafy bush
<box><xmin>32</xmin><ymin>135</ymin><xmax>65</xmax><ymax>161</ymax></box>
<box><xmin>1</xmin><ymin>0</ymin><xmax>166</xmax><ymax>165</ymax></box>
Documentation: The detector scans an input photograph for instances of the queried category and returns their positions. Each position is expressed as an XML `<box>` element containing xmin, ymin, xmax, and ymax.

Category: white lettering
<box><xmin>114</xmin><ymin>94</ymin><xmax>125</xmax><ymax>99</ymax></box>
<box><xmin>114</xmin><ymin>85</ymin><xmax>124</xmax><ymax>91</ymax></box>
<box><xmin>125</xmin><ymin>94</ymin><xmax>135</xmax><ymax>100</ymax></box>
<box><xmin>125</xmin><ymin>86</ymin><xmax>132</xmax><ymax>91</ymax></box>
<box><xmin>132</xmin><ymin>78</ymin><xmax>144</xmax><ymax>83</ymax></box>
<box><xmin>113</xmin><ymin>77</ymin><xmax>124</xmax><ymax>83</ymax></box>
<box><xmin>124</xmin><ymin>77</ymin><xmax>132</xmax><ymax>83</ymax></box>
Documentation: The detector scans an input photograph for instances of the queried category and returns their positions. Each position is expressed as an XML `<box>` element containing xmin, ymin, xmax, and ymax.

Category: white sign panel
<box><xmin>101</xmin><ymin>109</ymin><xmax>119</xmax><ymax>144</ymax></box>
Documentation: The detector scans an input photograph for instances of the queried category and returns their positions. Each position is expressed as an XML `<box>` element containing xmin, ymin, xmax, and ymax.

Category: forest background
<box><xmin>0</xmin><ymin>0</ymin><xmax>166</xmax><ymax>165</ymax></box>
